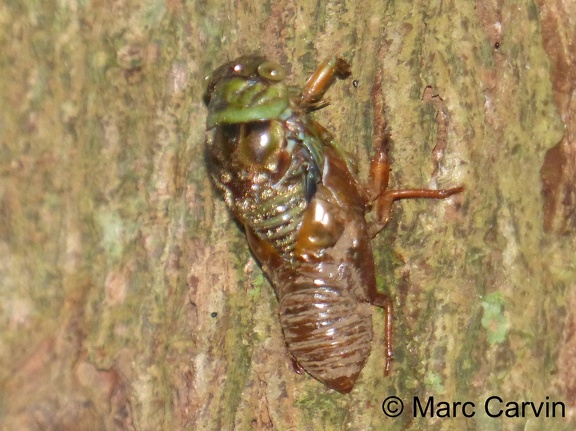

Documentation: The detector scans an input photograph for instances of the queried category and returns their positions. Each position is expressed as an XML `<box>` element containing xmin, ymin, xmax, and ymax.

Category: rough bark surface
<box><xmin>1</xmin><ymin>1</ymin><xmax>574</xmax><ymax>430</ymax></box>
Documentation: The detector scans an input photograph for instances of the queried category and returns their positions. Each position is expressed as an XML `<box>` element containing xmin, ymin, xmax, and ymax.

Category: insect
<box><xmin>203</xmin><ymin>55</ymin><xmax>463</xmax><ymax>393</ymax></box>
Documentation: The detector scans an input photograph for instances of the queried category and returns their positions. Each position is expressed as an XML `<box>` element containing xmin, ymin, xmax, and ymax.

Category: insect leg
<box><xmin>374</xmin><ymin>186</ymin><xmax>464</xmax><ymax>233</ymax></box>
<box><xmin>367</xmin><ymin>144</ymin><xmax>390</xmax><ymax>203</ymax></box>
<box><xmin>299</xmin><ymin>57</ymin><xmax>351</xmax><ymax>108</ymax></box>
<box><xmin>357</xmin><ymin>235</ymin><xmax>395</xmax><ymax>377</ymax></box>
<box><xmin>366</xmin><ymin>141</ymin><xmax>463</xmax><ymax>235</ymax></box>
<box><xmin>367</xmin><ymin>128</ymin><xmax>463</xmax><ymax>236</ymax></box>
<box><xmin>369</xmin><ymin>291</ymin><xmax>395</xmax><ymax>376</ymax></box>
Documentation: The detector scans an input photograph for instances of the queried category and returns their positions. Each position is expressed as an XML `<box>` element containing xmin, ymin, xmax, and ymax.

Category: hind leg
<box><xmin>368</xmin><ymin>287</ymin><xmax>395</xmax><ymax>376</ymax></box>
<box><xmin>354</xmin><ymin>232</ymin><xmax>395</xmax><ymax>376</ymax></box>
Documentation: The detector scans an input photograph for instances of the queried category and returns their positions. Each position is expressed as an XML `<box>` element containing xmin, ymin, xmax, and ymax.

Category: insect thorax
<box><xmin>208</xmin><ymin>116</ymin><xmax>323</xmax><ymax>259</ymax></box>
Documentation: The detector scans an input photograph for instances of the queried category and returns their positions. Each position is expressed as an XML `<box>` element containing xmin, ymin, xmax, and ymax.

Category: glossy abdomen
<box><xmin>279</xmin><ymin>278</ymin><xmax>373</xmax><ymax>393</ymax></box>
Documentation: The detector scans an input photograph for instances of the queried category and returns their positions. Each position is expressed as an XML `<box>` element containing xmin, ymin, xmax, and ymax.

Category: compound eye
<box><xmin>257</xmin><ymin>61</ymin><xmax>285</xmax><ymax>81</ymax></box>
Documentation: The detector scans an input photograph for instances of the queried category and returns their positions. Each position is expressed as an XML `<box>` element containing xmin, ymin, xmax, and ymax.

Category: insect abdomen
<box><xmin>279</xmin><ymin>277</ymin><xmax>373</xmax><ymax>393</ymax></box>
<box><xmin>238</xmin><ymin>166</ymin><xmax>309</xmax><ymax>257</ymax></box>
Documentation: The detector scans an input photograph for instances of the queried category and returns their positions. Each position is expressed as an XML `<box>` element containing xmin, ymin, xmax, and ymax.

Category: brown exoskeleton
<box><xmin>203</xmin><ymin>55</ymin><xmax>463</xmax><ymax>393</ymax></box>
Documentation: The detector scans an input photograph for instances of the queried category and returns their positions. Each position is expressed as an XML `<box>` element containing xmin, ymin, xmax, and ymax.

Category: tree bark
<box><xmin>1</xmin><ymin>0</ymin><xmax>574</xmax><ymax>430</ymax></box>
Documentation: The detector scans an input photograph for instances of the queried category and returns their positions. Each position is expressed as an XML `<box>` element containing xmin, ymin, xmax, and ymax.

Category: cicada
<box><xmin>203</xmin><ymin>55</ymin><xmax>463</xmax><ymax>393</ymax></box>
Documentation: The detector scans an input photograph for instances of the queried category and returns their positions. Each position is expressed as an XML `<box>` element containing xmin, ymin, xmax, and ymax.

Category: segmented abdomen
<box><xmin>234</xmin><ymin>146</ymin><xmax>318</xmax><ymax>258</ymax></box>
<box><xmin>239</xmin><ymin>173</ymin><xmax>307</xmax><ymax>257</ymax></box>
<box><xmin>279</xmin><ymin>276</ymin><xmax>373</xmax><ymax>393</ymax></box>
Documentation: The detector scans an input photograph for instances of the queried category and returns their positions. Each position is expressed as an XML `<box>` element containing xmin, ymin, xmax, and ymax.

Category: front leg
<box><xmin>299</xmin><ymin>57</ymin><xmax>351</xmax><ymax>109</ymax></box>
